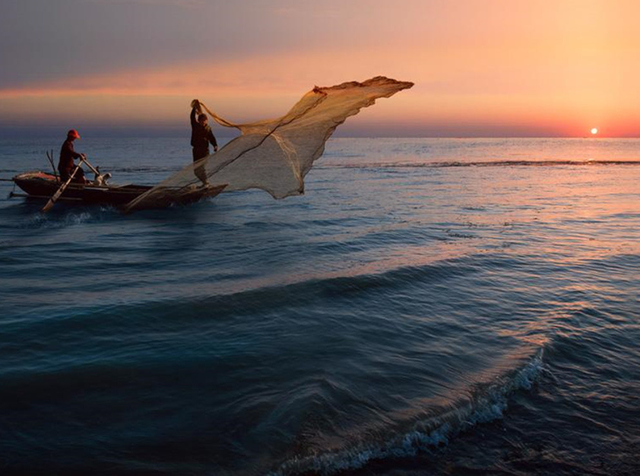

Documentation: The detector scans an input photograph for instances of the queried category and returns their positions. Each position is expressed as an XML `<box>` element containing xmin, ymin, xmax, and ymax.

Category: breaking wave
<box><xmin>271</xmin><ymin>350</ymin><xmax>544</xmax><ymax>476</ymax></box>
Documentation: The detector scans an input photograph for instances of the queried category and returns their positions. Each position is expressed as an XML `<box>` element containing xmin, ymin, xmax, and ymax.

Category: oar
<box><xmin>41</xmin><ymin>166</ymin><xmax>80</xmax><ymax>213</ymax></box>
<box><xmin>80</xmin><ymin>155</ymin><xmax>100</xmax><ymax>176</ymax></box>
<box><xmin>80</xmin><ymin>155</ymin><xmax>111</xmax><ymax>184</ymax></box>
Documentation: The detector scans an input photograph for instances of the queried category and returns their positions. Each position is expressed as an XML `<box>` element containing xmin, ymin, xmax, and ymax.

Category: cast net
<box><xmin>124</xmin><ymin>76</ymin><xmax>413</xmax><ymax>212</ymax></box>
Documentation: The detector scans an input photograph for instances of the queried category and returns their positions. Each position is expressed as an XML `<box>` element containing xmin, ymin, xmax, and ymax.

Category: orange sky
<box><xmin>1</xmin><ymin>0</ymin><xmax>639</xmax><ymax>136</ymax></box>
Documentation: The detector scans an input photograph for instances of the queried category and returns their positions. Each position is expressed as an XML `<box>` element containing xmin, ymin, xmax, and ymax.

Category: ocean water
<box><xmin>1</xmin><ymin>137</ymin><xmax>639</xmax><ymax>475</ymax></box>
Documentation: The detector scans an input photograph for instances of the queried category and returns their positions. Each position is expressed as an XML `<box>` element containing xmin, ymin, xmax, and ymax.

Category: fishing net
<box><xmin>124</xmin><ymin>76</ymin><xmax>413</xmax><ymax>212</ymax></box>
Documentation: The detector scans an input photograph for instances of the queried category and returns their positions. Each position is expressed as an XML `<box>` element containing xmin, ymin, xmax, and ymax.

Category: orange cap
<box><xmin>67</xmin><ymin>129</ymin><xmax>80</xmax><ymax>139</ymax></box>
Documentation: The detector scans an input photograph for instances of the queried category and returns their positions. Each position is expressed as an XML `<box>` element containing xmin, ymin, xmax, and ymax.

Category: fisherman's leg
<box><xmin>71</xmin><ymin>166</ymin><xmax>86</xmax><ymax>184</ymax></box>
<box><xmin>58</xmin><ymin>168</ymin><xmax>69</xmax><ymax>182</ymax></box>
<box><xmin>192</xmin><ymin>148</ymin><xmax>209</xmax><ymax>186</ymax></box>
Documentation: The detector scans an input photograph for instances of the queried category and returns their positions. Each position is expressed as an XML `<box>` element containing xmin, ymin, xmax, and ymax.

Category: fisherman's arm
<box><xmin>208</xmin><ymin>129</ymin><xmax>218</xmax><ymax>152</ymax></box>
<box><xmin>190</xmin><ymin>99</ymin><xmax>199</xmax><ymax>127</ymax></box>
<box><xmin>65</xmin><ymin>141</ymin><xmax>82</xmax><ymax>160</ymax></box>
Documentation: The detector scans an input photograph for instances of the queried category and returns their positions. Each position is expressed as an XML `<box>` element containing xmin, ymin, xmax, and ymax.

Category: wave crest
<box><xmin>271</xmin><ymin>349</ymin><xmax>544</xmax><ymax>476</ymax></box>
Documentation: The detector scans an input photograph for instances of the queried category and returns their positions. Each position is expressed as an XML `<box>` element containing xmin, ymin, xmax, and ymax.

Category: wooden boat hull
<box><xmin>11</xmin><ymin>171</ymin><xmax>227</xmax><ymax>209</ymax></box>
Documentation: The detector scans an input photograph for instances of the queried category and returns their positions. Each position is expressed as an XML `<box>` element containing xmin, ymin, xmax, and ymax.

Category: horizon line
<box><xmin>0</xmin><ymin>133</ymin><xmax>638</xmax><ymax>140</ymax></box>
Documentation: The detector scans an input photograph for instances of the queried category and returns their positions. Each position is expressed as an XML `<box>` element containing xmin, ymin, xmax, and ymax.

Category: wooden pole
<box><xmin>41</xmin><ymin>166</ymin><xmax>80</xmax><ymax>213</ymax></box>
<box><xmin>80</xmin><ymin>155</ymin><xmax>101</xmax><ymax>177</ymax></box>
<box><xmin>46</xmin><ymin>151</ymin><xmax>58</xmax><ymax>180</ymax></box>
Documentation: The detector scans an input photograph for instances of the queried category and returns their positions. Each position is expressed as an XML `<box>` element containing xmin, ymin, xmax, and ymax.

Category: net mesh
<box><xmin>124</xmin><ymin>76</ymin><xmax>413</xmax><ymax>212</ymax></box>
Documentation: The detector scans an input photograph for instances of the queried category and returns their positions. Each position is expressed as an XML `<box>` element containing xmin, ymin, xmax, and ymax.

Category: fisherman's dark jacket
<box><xmin>58</xmin><ymin>139</ymin><xmax>82</xmax><ymax>173</ymax></box>
<box><xmin>190</xmin><ymin>108</ymin><xmax>218</xmax><ymax>151</ymax></box>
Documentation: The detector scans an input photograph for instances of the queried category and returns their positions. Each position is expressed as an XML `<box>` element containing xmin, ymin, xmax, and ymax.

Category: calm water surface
<box><xmin>1</xmin><ymin>138</ymin><xmax>639</xmax><ymax>475</ymax></box>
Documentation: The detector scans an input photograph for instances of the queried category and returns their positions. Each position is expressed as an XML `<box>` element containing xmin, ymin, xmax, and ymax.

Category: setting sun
<box><xmin>591</xmin><ymin>128</ymin><xmax>599</xmax><ymax>135</ymax></box>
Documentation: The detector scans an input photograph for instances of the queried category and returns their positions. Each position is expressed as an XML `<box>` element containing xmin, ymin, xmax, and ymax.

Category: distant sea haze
<box><xmin>1</xmin><ymin>137</ymin><xmax>639</xmax><ymax>475</ymax></box>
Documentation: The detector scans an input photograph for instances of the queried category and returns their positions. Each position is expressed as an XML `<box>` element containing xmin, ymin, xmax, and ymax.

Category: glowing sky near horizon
<box><xmin>1</xmin><ymin>0</ymin><xmax>639</xmax><ymax>136</ymax></box>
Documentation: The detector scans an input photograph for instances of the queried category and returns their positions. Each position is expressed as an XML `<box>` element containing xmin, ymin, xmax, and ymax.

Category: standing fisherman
<box><xmin>190</xmin><ymin>100</ymin><xmax>218</xmax><ymax>186</ymax></box>
<box><xmin>58</xmin><ymin>129</ymin><xmax>86</xmax><ymax>184</ymax></box>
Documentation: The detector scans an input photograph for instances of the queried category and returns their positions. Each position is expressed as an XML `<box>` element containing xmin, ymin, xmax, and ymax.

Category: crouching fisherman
<box><xmin>58</xmin><ymin>129</ymin><xmax>87</xmax><ymax>184</ymax></box>
<box><xmin>190</xmin><ymin>100</ymin><xmax>218</xmax><ymax>186</ymax></box>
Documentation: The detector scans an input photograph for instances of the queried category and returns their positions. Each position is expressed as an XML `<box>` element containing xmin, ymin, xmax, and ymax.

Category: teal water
<box><xmin>1</xmin><ymin>138</ymin><xmax>639</xmax><ymax>475</ymax></box>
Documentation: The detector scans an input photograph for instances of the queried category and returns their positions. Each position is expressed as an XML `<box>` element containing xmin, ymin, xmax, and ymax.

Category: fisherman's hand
<box><xmin>214</xmin><ymin>146</ymin><xmax>218</xmax><ymax>153</ymax></box>
<box><xmin>190</xmin><ymin>99</ymin><xmax>200</xmax><ymax>109</ymax></box>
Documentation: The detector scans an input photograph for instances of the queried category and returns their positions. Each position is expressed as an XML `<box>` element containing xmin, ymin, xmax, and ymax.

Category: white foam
<box><xmin>271</xmin><ymin>349</ymin><xmax>544</xmax><ymax>476</ymax></box>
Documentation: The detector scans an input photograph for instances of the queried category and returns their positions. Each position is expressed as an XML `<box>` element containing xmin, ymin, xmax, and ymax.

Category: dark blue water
<box><xmin>1</xmin><ymin>138</ymin><xmax>639</xmax><ymax>475</ymax></box>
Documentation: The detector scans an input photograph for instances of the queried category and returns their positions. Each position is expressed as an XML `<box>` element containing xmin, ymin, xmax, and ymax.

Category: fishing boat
<box><xmin>11</xmin><ymin>170</ymin><xmax>151</xmax><ymax>205</ymax></box>
<box><xmin>8</xmin><ymin>157</ymin><xmax>226</xmax><ymax>211</ymax></box>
